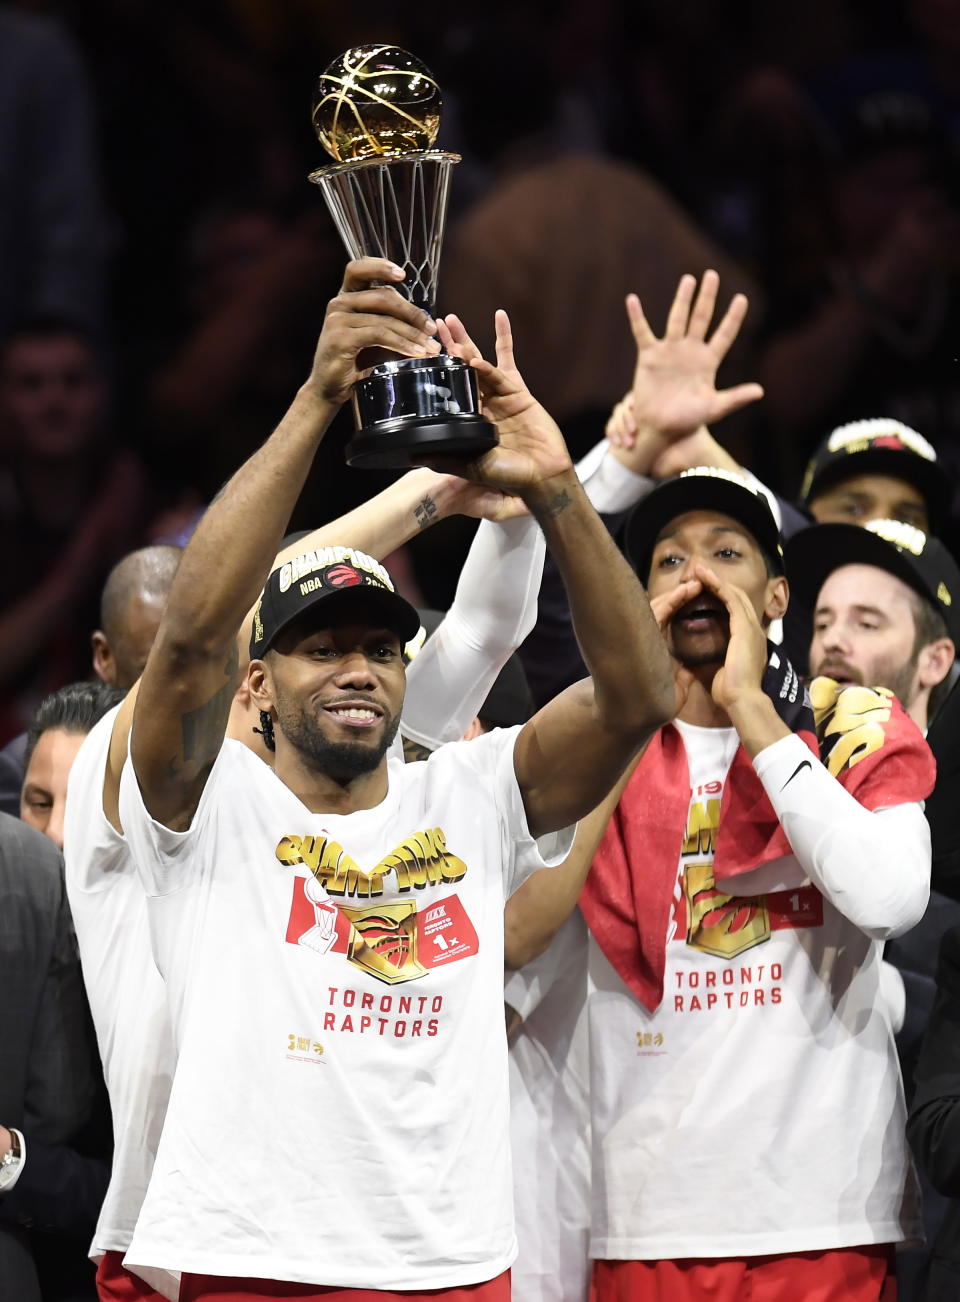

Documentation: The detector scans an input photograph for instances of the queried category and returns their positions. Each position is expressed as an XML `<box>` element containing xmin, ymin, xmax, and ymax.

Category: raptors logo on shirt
<box><xmin>280</xmin><ymin>828</ymin><xmax>480</xmax><ymax>985</ymax></box>
<box><xmin>675</xmin><ymin>794</ymin><xmax>822</xmax><ymax>961</ymax></box>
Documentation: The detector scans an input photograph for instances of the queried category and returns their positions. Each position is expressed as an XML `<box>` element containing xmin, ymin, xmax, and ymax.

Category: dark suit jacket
<box><xmin>0</xmin><ymin>814</ymin><xmax>100</xmax><ymax>1302</ymax></box>
<box><xmin>908</xmin><ymin>925</ymin><xmax>960</xmax><ymax>1298</ymax></box>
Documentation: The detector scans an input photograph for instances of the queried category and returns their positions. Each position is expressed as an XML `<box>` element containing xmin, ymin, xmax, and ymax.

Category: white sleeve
<box><xmin>401</xmin><ymin>516</ymin><xmax>545</xmax><ymax>749</ymax></box>
<box><xmin>752</xmin><ymin>734</ymin><xmax>930</xmax><ymax>939</ymax></box>
<box><xmin>118</xmin><ymin>735</ymin><xmax>230</xmax><ymax>898</ymax></box>
<box><xmin>576</xmin><ymin>440</ymin><xmax>653</xmax><ymax>513</ymax></box>
<box><xmin>576</xmin><ymin>440</ymin><xmax>784</xmax><ymax>527</ymax></box>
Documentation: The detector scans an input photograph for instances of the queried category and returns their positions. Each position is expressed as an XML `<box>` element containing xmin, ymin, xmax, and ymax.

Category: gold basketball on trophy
<box><xmin>312</xmin><ymin>45</ymin><xmax>442</xmax><ymax>163</ymax></box>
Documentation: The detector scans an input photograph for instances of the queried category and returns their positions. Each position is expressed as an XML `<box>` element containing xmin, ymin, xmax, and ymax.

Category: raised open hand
<box><xmin>606</xmin><ymin>271</ymin><xmax>763</xmax><ymax>458</ymax></box>
<box><xmin>430</xmin><ymin>311</ymin><xmax>572</xmax><ymax>494</ymax></box>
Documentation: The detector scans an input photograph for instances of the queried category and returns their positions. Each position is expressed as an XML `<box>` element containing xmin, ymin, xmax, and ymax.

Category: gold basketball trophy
<box><xmin>310</xmin><ymin>45</ymin><xmax>498</xmax><ymax>468</ymax></box>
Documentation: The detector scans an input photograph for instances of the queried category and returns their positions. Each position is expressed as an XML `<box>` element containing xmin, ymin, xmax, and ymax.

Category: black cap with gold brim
<box><xmin>624</xmin><ymin>466</ymin><xmax>785</xmax><ymax>582</ymax></box>
<box><xmin>250</xmin><ymin>545</ymin><xmax>421</xmax><ymax>658</ymax></box>
<box><xmin>784</xmin><ymin>518</ymin><xmax>960</xmax><ymax>644</ymax></box>
<box><xmin>800</xmin><ymin>418</ymin><xmax>949</xmax><ymax>531</ymax></box>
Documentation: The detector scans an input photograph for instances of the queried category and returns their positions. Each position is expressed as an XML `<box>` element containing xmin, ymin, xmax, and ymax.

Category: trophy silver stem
<box><xmin>309</xmin><ymin>151</ymin><xmax>459</xmax><ymax>312</ymax></box>
<box><xmin>309</xmin><ymin>42</ymin><xmax>499</xmax><ymax>471</ymax></box>
<box><xmin>309</xmin><ymin>147</ymin><xmax>497</xmax><ymax>468</ymax></box>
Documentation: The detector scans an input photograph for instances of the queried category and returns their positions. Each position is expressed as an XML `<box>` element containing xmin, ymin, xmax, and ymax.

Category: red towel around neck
<box><xmin>580</xmin><ymin>669</ymin><xmax>936</xmax><ymax>1011</ymax></box>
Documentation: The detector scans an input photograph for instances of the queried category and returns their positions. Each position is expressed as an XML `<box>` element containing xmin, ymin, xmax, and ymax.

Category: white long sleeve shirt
<box><xmin>588</xmin><ymin>722</ymin><xmax>928</xmax><ymax>1261</ymax></box>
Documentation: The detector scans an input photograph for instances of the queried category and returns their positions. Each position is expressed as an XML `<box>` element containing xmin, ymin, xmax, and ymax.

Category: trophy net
<box><xmin>311</xmin><ymin>152</ymin><xmax>458</xmax><ymax>311</ymax></box>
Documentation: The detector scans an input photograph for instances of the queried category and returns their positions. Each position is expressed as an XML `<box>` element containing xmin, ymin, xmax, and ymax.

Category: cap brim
<box><xmin>624</xmin><ymin>476</ymin><xmax>783</xmax><ymax>581</ymax></box>
<box><xmin>258</xmin><ymin>584</ymin><xmax>422</xmax><ymax>654</ymax></box>
<box><xmin>784</xmin><ymin>522</ymin><xmax>934</xmax><ymax>615</ymax></box>
<box><xmin>804</xmin><ymin>448</ymin><xmax>949</xmax><ymax>529</ymax></box>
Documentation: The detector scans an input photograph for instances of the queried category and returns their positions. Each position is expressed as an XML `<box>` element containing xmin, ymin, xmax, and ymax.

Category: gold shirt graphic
<box><xmin>278</xmin><ymin>828</ymin><xmax>470</xmax><ymax>985</ymax></box>
<box><xmin>276</xmin><ymin>827</ymin><xmax>467</xmax><ymax>897</ymax></box>
<box><xmin>682</xmin><ymin>796</ymin><xmax>770</xmax><ymax>959</ymax></box>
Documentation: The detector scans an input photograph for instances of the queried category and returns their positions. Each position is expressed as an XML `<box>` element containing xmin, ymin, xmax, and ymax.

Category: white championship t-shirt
<box><xmin>506</xmin><ymin>912</ymin><xmax>591</xmax><ymax>1302</ymax></box>
<box><xmin>588</xmin><ymin>719</ymin><xmax>921</xmax><ymax>1261</ymax></box>
<box><xmin>63</xmin><ymin>706</ymin><xmax>179</xmax><ymax>1301</ymax></box>
<box><xmin>120</xmin><ymin>725</ymin><xmax>572</xmax><ymax>1289</ymax></box>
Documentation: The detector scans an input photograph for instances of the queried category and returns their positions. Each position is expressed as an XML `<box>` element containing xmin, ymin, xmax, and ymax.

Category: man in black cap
<box><xmin>785</xmin><ymin>516</ymin><xmax>960</xmax><ymax>1301</ymax></box>
<box><xmin>784</xmin><ymin>516</ymin><xmax>960</xmax><ymax>1038</ymax></box>
<box><xmin>799</xmin><ymin>419</ymin><xmax>949</xmax><ymax>537</ymax></box>
<box><xmin>506</xmin><ymin>465</ymin><xmax>935</xmax><ymax>1301</ymax></box>
<box><xmin>115</xmin><ymin>259</ymin><xmax>675</xmax><ymax>1301</ymax></box>
<box><xmin>786</xmin><ymin>516</ymin><xmax>958</xmax><ymax>733</ymax></box>
<box><xmin>521</xmin><ymin>266</ymin><xmax>955</xmax><ymax>707</ymax></box>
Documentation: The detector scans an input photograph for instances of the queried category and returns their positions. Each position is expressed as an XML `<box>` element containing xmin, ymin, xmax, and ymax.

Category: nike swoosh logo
<box><xmin>781</xmin><ymin>759</ymin><xmax>812</xmax><ymax>790</ymax></box>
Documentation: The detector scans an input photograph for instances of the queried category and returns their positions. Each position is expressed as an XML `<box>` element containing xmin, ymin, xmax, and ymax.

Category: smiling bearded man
<box><xmin>251</xmin><ymin>549</ymin><xmax>409</xmax><ymax>783</ymax></box>
<box><xmin>114</xmin><ymin>258</ymin><xmax>677</xmax><ymax>1301</ymax></box>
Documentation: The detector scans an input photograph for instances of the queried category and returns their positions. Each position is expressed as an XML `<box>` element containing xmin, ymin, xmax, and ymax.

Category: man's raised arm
<box><xmin>439</xmin><ymin>312</ymin><xmax>676</xmax><ymax>839</ymax></box>
<box><xmin>131</xmin><ymin>258</ymin><xmax>439</xmax><ymax>831</ymax></box>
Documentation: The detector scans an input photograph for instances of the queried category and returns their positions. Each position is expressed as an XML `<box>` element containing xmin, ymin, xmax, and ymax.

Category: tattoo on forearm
<box><xmin>414</xmin><ymin>495</ymin><xmax>438</xmax><ymax>530</ymax></box>
<box><xmin>536</xmin><ymin>489</ymin><xmax>572</xmax><ymax>520</ymax></box>
<box><xmin>179</xmin><ymin>645</ymin><xmax>239</xmax><ymax>769</ymax></box>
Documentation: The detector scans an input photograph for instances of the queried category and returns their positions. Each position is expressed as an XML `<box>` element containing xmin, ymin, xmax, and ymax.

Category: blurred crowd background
<box><xmin>3</xmin><ymin>0</ymin><xmax>960</xmax><ymax>745</ymax></box>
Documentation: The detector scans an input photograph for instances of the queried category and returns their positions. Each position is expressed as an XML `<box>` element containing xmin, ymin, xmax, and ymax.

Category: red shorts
<box><xmin>178</xmin><ymin>1269</ymin><xmax>511</xmax><ymax>1302</ymax></box>
<box><xmin>96</xmin><ymin>1250</ymin><xmax>171</xmax><ymax>1302</ymax></box>
<box><xmin>590</xmin><ymin>1247</ymin><xmax>896</xmax><ymax>1302</ymax></box>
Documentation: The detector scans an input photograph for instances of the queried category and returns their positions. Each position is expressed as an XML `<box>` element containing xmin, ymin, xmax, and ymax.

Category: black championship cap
<box><xmin>784</xmin><ymin>518</ymin><xmax>960</xmax><ymax>645</ymax></box>
<box><xmin>800</xmin><ymin>418</ymin><xmax>949</xmax><ymax>530</ymax></box>
<box><xmin>250</xmin><ymin>545</ymin><xmax>421</xmax><ymax>658</ymax></box>
<box><xmin>624</xmin><ymin>467</ymin><xmax>785</xmax><ymax>582</ymax></box>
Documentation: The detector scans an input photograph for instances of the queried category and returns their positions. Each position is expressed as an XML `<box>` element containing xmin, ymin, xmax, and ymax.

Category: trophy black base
<box><xmin>345</xmin><ymin>414</ymin><xmax>498</xmax><ymax>470</ymax></box>
<box><xmin>347</xmin><ymin>353</ymin><xmax>498</xmax><ymax>469</ymax></box>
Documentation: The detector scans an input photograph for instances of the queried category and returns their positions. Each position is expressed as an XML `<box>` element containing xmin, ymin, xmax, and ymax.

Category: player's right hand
<box><xmin>308</xmin><ymin>258</ymin><xmax>441</xmax><ymax>406</ymax></box>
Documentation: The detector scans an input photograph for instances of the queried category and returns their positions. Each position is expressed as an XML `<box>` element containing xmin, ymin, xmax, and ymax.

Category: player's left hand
<box><xmin>650</xmin><ymin>578</ymin><xmax>702</xmax><ymax>717</ymax></box>
<box><xmin>693</xmin><ymin>562</ymin><xmax>768</xmax><ymax>711</ymax></box>
<box><xmin>424</xmin><ymin>311</ymin><xmax>573</xmax><ymax>494</ymax></box>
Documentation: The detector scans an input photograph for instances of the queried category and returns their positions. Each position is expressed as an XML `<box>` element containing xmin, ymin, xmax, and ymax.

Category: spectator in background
<box><xmin>0</xmin><ymin>5</ymin><xmax>107</xmax><ymax>341</ymax></box>
<box><xmin>0</xmin><ymin>544</ymin><xmax>181</xmax><ymax>819</ymax></box>
<box><xmin>0</xmin><ymin>316</ymin><xmax>152</xmax><ymax>745</ymax></box>
<box><xmin>20</xmin><ymin>681</ymin><xmax>125</xmax><ymax>851</ymax></box>
<box><xmin>756</xmin><ymin>85</ymin><xmax>960</xmax><ymax>533</ymax></box>
<box><xmin>91</xmin><ymin>545</ymin><xmax>182</xmax><ymax>691</ymax></box>
<box><xmin>440</xmin><ymin>26</ymin><xmax>761</xmax><ymax>466</ymax></box>
<box><xmin>146</xmin><ymin>202</ymin><xmax>340</xmax><ymax>509</ymax></box>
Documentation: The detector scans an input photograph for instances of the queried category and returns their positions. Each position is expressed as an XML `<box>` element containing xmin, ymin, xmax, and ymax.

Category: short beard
<box><xmin>669</xmin><ymin>624</ymin><xmax>730</xmax><ymax>670</ymax></box>
<box><xmin>275</xmin><ymin>696</ymin><xmax>400</xmax><ymax>785</ymax></box>
<box><xmin>674</xmin><ymin>644</ymin><xmax>727</xmax><ymax>670</ymax></box>
<box><xmin>814</xmin><ymin>651</ymin><xmax>920</xmax><ymax>710</ymax></box>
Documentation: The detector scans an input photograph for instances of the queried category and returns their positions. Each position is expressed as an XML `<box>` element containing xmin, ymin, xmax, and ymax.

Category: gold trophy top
<box><xmin>312</xmin><ymin>45</ymin><xmax>444</xmax><ymax>165</ymax></box>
